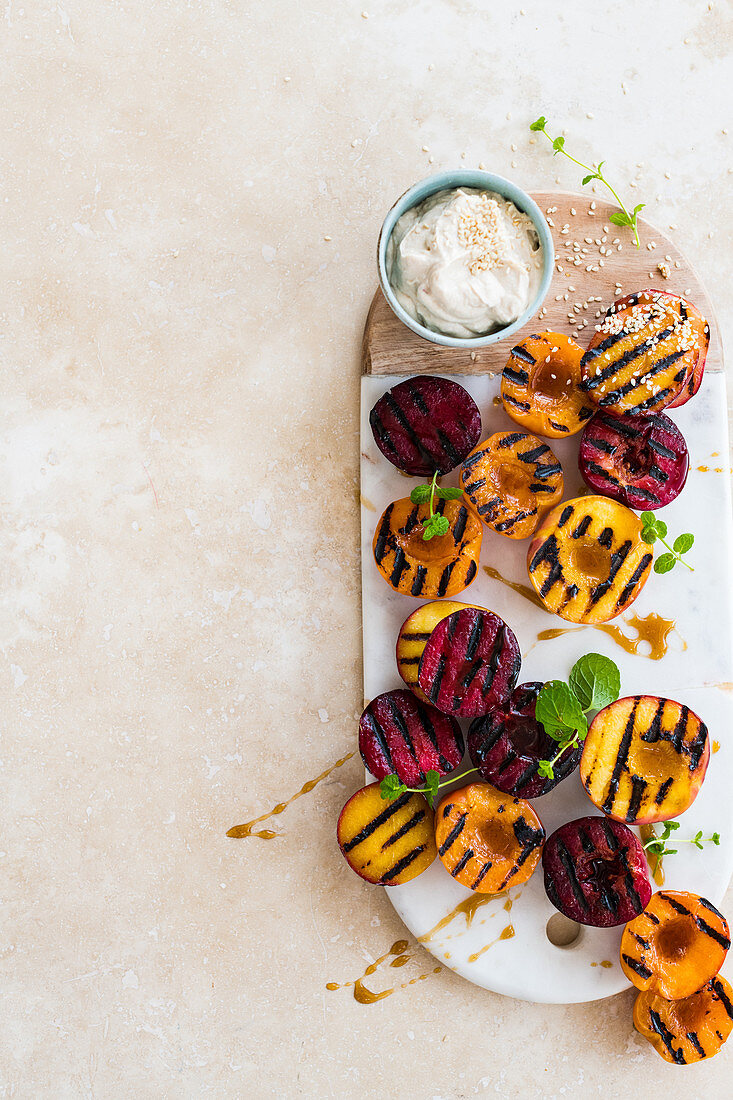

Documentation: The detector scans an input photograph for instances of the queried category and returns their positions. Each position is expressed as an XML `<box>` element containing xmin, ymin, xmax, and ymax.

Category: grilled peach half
<box><xmin>337</xmin><ymin>783</ymin><xmax>436</xmax><ymax>886</ymax></box>
<box><xmin>435</xmin><ymin>782</ymin><xmax>544</xmax><ymax>893</ymax></box>
<box><xmin>373</xmin><ymin>496</ymin><xmax>482</xmax><ymax>599</ymax></box>
<box><xmin>580</xmin><ymin>290</ymin><xmax>709</xmax><ymax>416</ymax></box>
<box><xmin>460</xmin><ymin>432</ymin><xmax>563</xmax><ymax>539</ymax></box>
<box><xmin>621</xmin><ymin>891</ymin><xmax>730</xmax><ymax>1000</ymax></box>
<box><xmin>501</xmin><ymin>331</ymin><xmax>593</xmax><ymax>437</ymax></box>
<box><xmin>634</xmin><ymin>976</ymin><xmax>733</xmax><ymax>1064</ymax></box>
<box><xmin>527</xmin><ymin>495</ymin><xmax>653</xmax><ymax>624</ymax></box>
<box><xmin>396</xmin><ymin>600</ymin><xmax>482</xmax><ymax>704</ymax></box>
<box><xmin>580</xmin><ymin>696</ymin><xmax>709</xmax><ymax>824</ymax></box>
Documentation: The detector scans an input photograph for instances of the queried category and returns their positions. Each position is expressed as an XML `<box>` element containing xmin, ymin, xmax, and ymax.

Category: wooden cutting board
<box><xmin>362</xmin><ymin>190</ymin><xmax>722</xmax><ymax>377</ymax></box>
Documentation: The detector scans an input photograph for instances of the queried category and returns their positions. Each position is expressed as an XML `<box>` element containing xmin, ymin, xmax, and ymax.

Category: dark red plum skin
<box><xmin>369</xmin><ymin>376</ymin><xmax>481</xmax><ymax>477</ymax></box>
<box><xmin>467</xmin><ymin>682</ymin><xmax>581</xmax><ymax>798</ymax></box>
<box><xmin>543</xmin><ymin>815</ymin><xmax>652</xmax><ymax>928</ymax></box>
<box><xmin>578</xmin><ymin>410</ymin><xmax>689</xmax><ymax>510</ymax></box>
<box><xmin>358</xmin><ymin>689</ymin><xmax>464</xmax><ymax>787</ymax></box>
<box><xmin>417</xmin><ymin>608</ymin><xmax>521</xmax><ymax>718</ymax></box>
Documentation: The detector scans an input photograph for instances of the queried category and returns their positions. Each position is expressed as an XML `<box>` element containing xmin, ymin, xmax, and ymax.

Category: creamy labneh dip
<box><xmin>387</xmin><ymin>187</ymin><xmax>543</xmax><ymax>339</ymax></box>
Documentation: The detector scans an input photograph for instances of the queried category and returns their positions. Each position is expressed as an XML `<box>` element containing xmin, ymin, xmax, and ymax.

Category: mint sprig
<box><xmin>536</xmin><ymin>653</ymin><xmax>621</xmax><ymax>780</ymax></box>
<box><xmin>640</xmin><ymin>512</ymin><xmax>694</xmax><ymax>574</ymax></box>
<box><xmin>379</xmin><ymin>766</ymin><xmax>478</xmax><ymax>809</ymax></box>
<box><xmin>410</xmin><ymin>471</ymin><xmax>463</xmax><ymax>541</ymax></box>
<box><xmin>642</xmin><ymin>820</ymin><xmax>721</xmax><ymax>877</ymax></box>
<box><xmin>530</xmin><ymin>116</ymin><xmax>643</xmax><ymax>248</ymax></box>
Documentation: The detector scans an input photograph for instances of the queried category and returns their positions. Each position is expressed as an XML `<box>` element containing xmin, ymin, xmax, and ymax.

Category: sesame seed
<box><xmin>324</xmin><ymin>235</ymin><xmax>332</xmax><ymax>241</ymax></box>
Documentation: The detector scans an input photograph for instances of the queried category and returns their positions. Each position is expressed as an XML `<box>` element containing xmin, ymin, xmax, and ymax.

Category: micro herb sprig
<box><xmin>379</xmin><ymin>766</ymin><xmax>479</xmax><ymax>809</ymax></box>
<box><xmin>410</xmin><ymin>471</ymin><xmax>464</xmax><ymax>541</ymax></box>
<box><xmin>535</xmin><ymin>653</ymin><xmax>621</xmax><ymax>781</ymax></box>
<box><xmin>640</xmin><ymin>511</ymin><xmax>695</xmax><ymax>574</ymax></box>
<box><xmin>529</xmin><ymin>116</ymin><xmax>644</xmax><ymax>248</ymax></box>
<box><xmin>642</xmin><ymin>820</ymin><xmax>721</xmax><ymax>877</ymax></box>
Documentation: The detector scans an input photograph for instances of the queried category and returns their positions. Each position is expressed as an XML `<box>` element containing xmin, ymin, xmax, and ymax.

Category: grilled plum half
<box><xmin>435</xmin><ymin>782</ymin><xmax>544</xmax><ymax>893</ymax></box>
<box><xmin>467</xmin><ymin>682</ymin><xmax>581</xmax><ymax>797</ymax></box>
<box><xmin>337</xmin><ymin>783</ymin><xmax>436</xmax><ymax>886</ymax></box>
<box><xmin>527</xmin><ymin>495</ymin><xmax>653</xmax><ymax>624</ymax></box>
<box><xmin>621</xmin><ymin>891</ymin><xmax>730</xmax><ymax>1001</ymax></box>
<box><xmin>460</xmin><ymin>432</ymin><xmax>563</xmax><ymax>539</ymax></box>
<box><xmin>580</xmin><ymin>290</ymin><xmax>709</xmax><ymax>416</ymax></box>
<box><xmin>373</xmin><ymin>496</ymin><xmax>482</xmax><ymax>599</ymax></box>
<box><xmin>369</xmin><ymin>376</ymin><xmax>482</xmax><ymax>476</ymax></box>
<box><xmin>501</xmin><ymin>331</ymin><xmax>593</xmax><ymax>437</ymax></box>
<box><xmin>542</xmin><ymin>815</ymin><xmax>651</xmax><ymax>927</ymax></box>
<box><xmin>359</xmin><ymin>690</ymin><xmax>464</xmax><ymax>787</ymax></box>
<box><xmin>579</xmin><ymin>410</ymin><xmax>689</xmax><ymax>510</ymax></box>
<box><xmin>417</xmin><ymin>607</ymin><xmax>521</xmax><ymax>718</ymax></box>
<box><xmin>396</xmin><ymin>600</ymin><xmax>481</xmax><ymax>703</ymax></box>
<box><xmin>580</xmin><ymin>695</ymin><xmax>709</xmax><ymax>824</ymax></box>
<box><xmin>633</xmin><ymin>976</ymin><xmax>733</xmax><ymax>1065</ymax></box>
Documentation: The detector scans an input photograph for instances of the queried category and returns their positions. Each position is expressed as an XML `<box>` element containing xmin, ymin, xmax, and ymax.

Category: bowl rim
<box><xmin>377</xmin><ymin>169</ymin><xmax>555</xmax><ymax>348</ymax></box>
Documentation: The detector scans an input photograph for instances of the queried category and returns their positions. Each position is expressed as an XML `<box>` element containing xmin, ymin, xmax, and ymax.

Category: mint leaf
<box><xmin>434</xmin><ymin>486</ymin><xmax>464</xmax><ymax>501</ymax></box>
<box><xmin>569</xmin><ymin>653</ymin><xmax>621</xmax><ymax>712</ymax></box>
<box><xmin>673</xmin><ymin>532</ymin><xmax>694</xmax><ymax>555</ymax></box>
<box><xmin>424</xmin><ymin>769</ymin><xmax>440</xmax><ymax>808</ymax></box>
<box><xmin>640</xmin><ymin>511</ymin><xmax>656</xmax><ymax>526</ymax></box>
<box><xmin>379</xmin><ymin>774</ymin><xmax>405</xmax><ymax>800</ymax></box>
<box><xmin>536</xmin><ymin>681</ymin><xmax>587</xmax><ymax>742</ymax></box>
<box><xmin>609</xmin><ymin>211</ymin><xmax>631</xmax><ymax>227</ymax></box>
<box><xmin>530</xmin><ymin>116</ymin><xmax>547</xmax><ymax>132</ymax></box>
<box><xmin>641</xmin><ymin>528</ymin><xmax>658</xmax><ymax>545</ymax></box>
<box><xmin>423</xmin><ymin>514</ymin><xmax>450</xmax><ymax>541</ymax></box>
<box><xmin>654</xmin><ymin>553</ymin><xmax>676</xmax><ymax>575</ymax></box>
<box><xmin>552</xmin><ymin>136</ymin><xmax>565</xmax><ymax>154</ymax></box>
<box><xmin>410</xmin><ymin>484</ymin><xmax>431</xmax><ymax>504</ymax></box>
<box><xmin>581</xmin><ymin>173</ymin><xmax>597</xmax><ymax>185</ymax></box>
<box><xmin>537</xmin><ymin>760</ymin><xmax>554</xmax><ymax>779</ymax></box>
<box><xmin>654</xmin><ymin>519</ymin><xmax>668</xmax><ymax>539</ymax></box>
<box><xmin>632</xmin><ymin>204</ymin><xmax>646</xmax><ymax>215</ymax></box>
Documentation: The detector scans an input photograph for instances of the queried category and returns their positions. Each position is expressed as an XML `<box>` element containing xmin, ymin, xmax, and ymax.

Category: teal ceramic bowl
<box><xmin>377</xmin><ymin>169</ymin><xmax>554</xmax><ymax>349</ymax></box>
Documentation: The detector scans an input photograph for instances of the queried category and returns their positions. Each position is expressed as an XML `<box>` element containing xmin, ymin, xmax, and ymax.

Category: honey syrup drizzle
<box><xmin>483</xmin><ymin>565</ymin><xmax>546</xmax><ymax>610</ymax></box>
<box><xmin>467</xmin><ymin>924</ymin><xmax>515</xmax><ymax>964</ymax></box>
<box><xmin>226</xmin><ymin>752</ymin><xmax>355</xmax><ymax>839</ymax></box>
<box><xmin>713</xmin><ymin>740</ymin><xmax>721</xmax><ymax>753</ymax></box>
<box><xmin>591</xmin><ymin>960</ymin><xmax>613</xmax><ymax>968</ymax></box>
<box><xmin>326</xmin><ymin>940</ymin><xmax>441</xmax><ymax>1004</ymax></box>
<box><xmin>417</xmin><ymin>893</ymin><xmax>496</xmax><ymax>943</ymax></box>
<box><xmin>535</xmin><ymin>613</ymin><xmax>682</xmax><ymax>661</ymax></box>
<box><xmin>639</xmin><ymin>823</ymin><xmax>665</xmax><ymax>886</ymax></box>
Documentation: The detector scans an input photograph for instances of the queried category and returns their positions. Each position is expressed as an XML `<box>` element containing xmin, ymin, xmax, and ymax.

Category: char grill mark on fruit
<box><xmin>379</xmin><ymin>845</ymin><xmax>427</xmax><ymax>883</ymax></box>
<box><xmin>714</xmin><ymin>977</ymin><xmax>733</xmax><ymax>1020</ymax></box>
<box><xmin>615</xmin><ymin>554</ymin><xmax>654</xmax><ymax>609</ymax></box>
<box><xmin>472</xmin><ymin>861</ymin><xmax>493</xmax><ymax>889</ymax></box>
<box><xmin>362</xmin><ymin>711</ymin><xmax>397</xmax><ymax>776</ymax></box>
<box><xmin>374</xmin><ymin>504</ymin><xmax>394</xmax><ymax>564</ymax></box>
<box><xmin>649</xmin><ymin>1010</ymin><xmax>687</xmax><ymax>1064</ymax></box>
<box><xmin>462</xmin><ymin>477</ymin><xmax>486</xmax><ymax>495</ymax></box>
<box><xmin>381</xmin><ymin>391</ymin><xmax>436</xmax><ymax>468</ymax></box>
<box><xmin>504</xmin><ymin>366</ymin><xmax>529</xmax><ymax>386</ymax></box>
<box><xmin>626</xmin><ymin>775</ymin><xmax>647</xmax><ymax>822</ymax></box>
<box><xmin>451</xmin><ymin>847</ymin><xmax>474</xmax><ymax>877</ymax></box>
<box><xmin>510</xmin><ymin>344</ymin><xmax>536</xmax><ymax>365</ymax></box>
<box><xmin>601</xmin><ymin>698</ymin><xmax>639</xmax><ymax>814</ymax></box>
<box><xmin>581</xmin><ymin>328</ymin><xmax>628</xmax><ymax>365</ymax></box>
<box><xmin>411</xmin><ymin>567</ymin><xmax>427</xmax><ymax>597</ymax></box>
<box><xmin>502</xmin><ymin>393</ymin><xmax>531</xmax><ymax>413</ymax></box>
<box><xmin>438</xmin><ymin>812</ymin><xmax>468</xmax><ymax>857</ymax></box>
<box><xmin>516</xmin><ymin>444</ymin><xmax>550</xmax><ymax>463</ymax></box>
<box><xmin>418</xmin><ymin>609</ymin><xmax>520</xmax><ymax>718</ymax></box>
<box><xmin>383</xmin><ymin>808</ymin><xmax>427</xmax><ymax>849</ymax></box>
<box><xmin>342</xmin><ymin>792</ymin><xmax>413</xmax><ymax>852</ymax></box>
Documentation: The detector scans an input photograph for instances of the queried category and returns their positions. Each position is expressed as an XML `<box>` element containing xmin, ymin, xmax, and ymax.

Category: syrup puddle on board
<box><xmin>713</xmin><ymin>740</ymin><xmax>721</xmax><ymax>753</ymax></box>
<box><xmin>591</xmin><ymin>960</ymin><xmax>613</xmax><ymax>968</ymax></box>
<box><xmin>417</xmin><ymin>892</ymin><xmax>516</xmax><ymax>944</ymax></box>
<box><xmin>639</xmin><ymin>823</ymin><xmax>665</xmax><ymax>886</ymax></box>
<box><xmin>697</xmin><ymin>465</ymin><xmax>725</xmax><ymax>473</ymax></box>
<box><xmin>326</xmin><ymin>939</ymin><xmax>441</xmax><ymax>1004</ymax></box>
<box><xmin>226</xmin><ymin>752</ymin><xmax>355</xmax><ymax>839</ymax></box>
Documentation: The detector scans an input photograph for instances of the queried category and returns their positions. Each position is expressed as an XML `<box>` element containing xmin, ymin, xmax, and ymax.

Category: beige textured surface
<box><xmin>1</xmin><ymin>1</ymin><xmax>732</xmax><ymax>1097</ymax></box>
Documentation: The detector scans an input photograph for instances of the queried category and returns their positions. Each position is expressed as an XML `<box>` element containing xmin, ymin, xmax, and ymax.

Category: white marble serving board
<box><xmin>360</xmin><ymin>370</ymin><xmax>733</xmax><ymax>1004</ymax></box>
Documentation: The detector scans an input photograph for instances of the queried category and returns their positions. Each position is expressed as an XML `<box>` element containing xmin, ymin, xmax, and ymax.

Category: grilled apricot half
<box><xmin>460</xmin><ymin>432</ymin><xmax>563</xmax><ymax>539</ymax></box>
<box><xmin>527</xmin><ymin>495</ymin><xmax>653</xmax><ymax>624</ymax></box>
<box><xmin>337</xmin><ymin>784</ymin><xmax>436</xmax><ymax>886</ymax></box>
<box><xmin>434</xmin><ymin>782</ymin><xmax>544</xmax><ymax>893</ymax></box>
<box><xmin>501</xmin><ymin>331</ymin><xmax>593</xmax><ymax>437</ymax></box>
<box><xmin>580</xmin><ymin>695</ymin><xmax>709</xmax><ymax>824</ymax></box>
<box><xmin>634</xmin><ymin>976</ymin><xmax>733</xmax><ymax>1065</ymax></box>
<box><xmin>373</xmin><ymin>496</ymin><xmax>482</xmax><ymax>599</ymax></box>
<box><xmin>396</xmin><ymin>600</ymin><xmax>482</xmax><ymax>704</ymax></box>
<box><xmin>621</xmin><ymin>891</ymin><xmax>730</xmax><ymax>1000</ymax></box>
<box><xmin>580</xmin><ymin>290</ymin><xmax>709</xmax><ymax>416</ymax></box>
